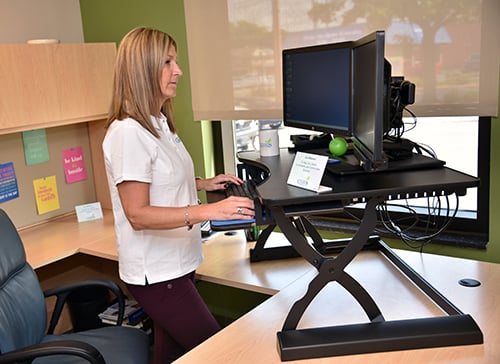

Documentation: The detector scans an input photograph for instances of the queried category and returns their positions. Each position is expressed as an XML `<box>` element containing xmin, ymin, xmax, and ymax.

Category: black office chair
<box><xmin>0</xmin><ymin>208</ymin><xmax>150</xmax><ymax>364</ymax></box>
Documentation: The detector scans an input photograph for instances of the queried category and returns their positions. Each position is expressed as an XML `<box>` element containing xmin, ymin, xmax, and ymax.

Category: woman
<box><xmin>102</xmin><ymin>27</ymin><xmax>255</xmax><ymax>363</ymax></box>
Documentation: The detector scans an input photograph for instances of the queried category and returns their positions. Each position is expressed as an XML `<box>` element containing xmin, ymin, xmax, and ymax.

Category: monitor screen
<box><xmin>282</xmin><ymin>41</ymin><xmax>352</xmax><ymax>136</ymax></box>
<box><xmin>351</xmin><ymin>30</ymin><xmax>389</xmax><ymax>172</ymax></box>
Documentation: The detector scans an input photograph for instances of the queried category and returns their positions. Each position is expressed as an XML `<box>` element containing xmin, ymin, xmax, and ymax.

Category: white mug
<box><xmin>259</xmin><ymin>129</ymin><xmax>280</xmax><ymax>157</ymax></box>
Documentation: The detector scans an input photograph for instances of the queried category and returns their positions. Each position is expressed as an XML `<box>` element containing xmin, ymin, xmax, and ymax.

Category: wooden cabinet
<box><xmin>0</xmin><ymin>43</ymin><xmax>116</xmax><ymax>135</ymax></box>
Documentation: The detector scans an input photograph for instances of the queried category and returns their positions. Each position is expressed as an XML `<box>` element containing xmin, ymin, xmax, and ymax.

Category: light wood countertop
<box><xmin>175</xmin><ymin>250</ymin><xmax>500</xmax><ymax>364</ymax></box>
<box><xmin>20</xmin><ymin>210</ymin><xmax>116</xmax><ymax>269</ymax></box>
<box><xmin>21</xmin><ymin>209</ymin><xmax>313</xmax><ymax>294</ymax></box>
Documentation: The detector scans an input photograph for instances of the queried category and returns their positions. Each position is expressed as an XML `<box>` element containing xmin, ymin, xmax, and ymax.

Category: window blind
<box><xmin>184</xmin><ymin>0</ymin><xmax>499</xmax><ymax>121</ymax></box>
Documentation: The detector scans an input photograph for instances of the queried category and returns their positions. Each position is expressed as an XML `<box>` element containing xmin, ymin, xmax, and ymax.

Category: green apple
<box><xmin>329</xmin><ymin>137</ymin><xmax>348</xmax><ymax>156</ymax></box>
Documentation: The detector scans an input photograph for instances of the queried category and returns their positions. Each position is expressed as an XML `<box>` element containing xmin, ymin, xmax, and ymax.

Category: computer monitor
<box><xmin>282</xmin><ymin>31</ymin><xmax>394</xmax><ymax>173</ymax></box>
<box><xmin>351</xmin><ymin>30</ymin><xmax>390</xmax><ymax>172</ymax></box>
<box><xmin>282</xmin><ymin>41</ymin><xmax>352</xmax><ymax>136</ymax></box>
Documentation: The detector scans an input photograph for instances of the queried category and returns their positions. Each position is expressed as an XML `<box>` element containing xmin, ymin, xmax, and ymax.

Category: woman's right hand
<box><xmin>209</xmin><ymin>195</ymin><xmax>255</xmax><ymax>221</ymax></box>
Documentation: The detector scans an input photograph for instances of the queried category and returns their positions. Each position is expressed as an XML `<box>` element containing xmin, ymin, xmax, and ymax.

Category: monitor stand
<box><xmin>326</xmin><ymin>152</ymin><xmax>445</xmax><ymax>176</ymax></box>
<box><xmin>289</xmin><ymin>133</ymin><xmax>332</xmax><ymax>151</ymax></box>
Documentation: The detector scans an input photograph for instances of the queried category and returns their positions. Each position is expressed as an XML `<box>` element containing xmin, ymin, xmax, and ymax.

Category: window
<box><xmin>402</xmin><ymin>116</ymin><xmax>478</xmax><ymax>216</ymax></box>
<box><xmin>222</xmin><ymin>115</ymin><xmax>489</xmax><ymax>247</ymax></box>
<box><xmin>185</xmin><ymin>0</ymin><xmax>497</xmax><ymax>246</ymax></box>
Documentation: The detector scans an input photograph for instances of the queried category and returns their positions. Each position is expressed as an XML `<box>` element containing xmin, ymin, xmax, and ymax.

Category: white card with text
<box><xmin>75</xmin><ymin>202</ymin><xmax>103</xmax><ymax>222</ymax></box>
<box><xmin>287</xmin><ymin>152</ymin><xmax>332</xmax><ymax>193</ymax></box>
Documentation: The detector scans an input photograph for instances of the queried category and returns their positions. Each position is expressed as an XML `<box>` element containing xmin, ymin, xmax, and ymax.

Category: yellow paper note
<box><xmin>33</xmin><ymin>176</ymin><xmax>60</xmax><ymax>214</ymax></box>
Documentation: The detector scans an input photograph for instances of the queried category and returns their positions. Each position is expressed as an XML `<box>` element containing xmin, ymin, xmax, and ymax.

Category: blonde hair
<box><xmin>105</xmin><ymin>27</ymin><xmax>177</xmax><ymax>136</ymax></box>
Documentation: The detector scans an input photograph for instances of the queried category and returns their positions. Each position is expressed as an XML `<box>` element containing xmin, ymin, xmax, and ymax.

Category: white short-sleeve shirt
<box><xmin>102</xmin><ymin>115</ymin><xmax>203</xmax><ymax>285</ymax></box>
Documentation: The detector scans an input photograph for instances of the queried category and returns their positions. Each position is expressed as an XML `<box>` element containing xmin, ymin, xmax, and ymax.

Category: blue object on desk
<box><xmin>210</xmin><ymin>218</ymin><xmax>256</xmax><ymax>231</ymax></box>
<box><xmin>327</xmin><ymin>158</ymin><xmax>341</xmax><ymax>164</ymax></box>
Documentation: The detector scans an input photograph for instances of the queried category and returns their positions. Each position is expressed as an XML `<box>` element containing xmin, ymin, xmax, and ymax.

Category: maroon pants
<box><xmin>126</xmin><ymin>271</ymin><xmax>220</xmax><ymax>363</ymax></box>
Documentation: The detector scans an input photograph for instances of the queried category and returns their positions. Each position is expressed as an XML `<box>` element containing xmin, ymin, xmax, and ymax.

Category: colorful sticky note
<box><xmin>22</xmin><ymin>129</ymin><xmax>50</xmax><ymax>165</ymax></box>
<box><xmin>62</xmin><ymin>147</ymin><xmax>88</xmax><ymax>183</ymax></box>
<box><xmin>0</xmin><ymin>162</ymin><xmax>20</xmax><ymax>203</ymax></box>
<box><xmin>33</xmin><ymin>175</ymin><xmax>60</xmax><ymax>214</ymax></box>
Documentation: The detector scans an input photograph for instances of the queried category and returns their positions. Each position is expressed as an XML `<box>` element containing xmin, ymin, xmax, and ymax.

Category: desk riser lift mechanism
<box><xmin>236</xmin><ymin>159</ymin><xmax>483</xmax><ymax>361</ymax></box>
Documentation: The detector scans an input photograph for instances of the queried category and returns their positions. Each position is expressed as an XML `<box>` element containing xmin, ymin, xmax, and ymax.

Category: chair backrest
<box><xmin>0</xmin><ymin>208</ymin><xmax>47</xmax><ymax>354</ymax></box>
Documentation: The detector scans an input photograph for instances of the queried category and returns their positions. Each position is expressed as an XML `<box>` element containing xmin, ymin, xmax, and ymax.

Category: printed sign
<box><xmin>287</xmin><ymin>152</ymin><xmax>332</xmax><ymax>193</ymax></box>
<box><xmin>62</xmin><ymin>147</ymin><xmax>87</xmax><ymax>183</ymax></box>
<box><xmin>23</xmin><ymin>129</ymin><xmax>50</xmax><ymax>165</ymax></box>
<box><xmin>0</xmin><ymin>162</ymin><xmax>19</xmax><ymax>203</ymax></box>
<box><xmin>33</xmin><ymin>175</ymin><xmax>60</xmax><ymax>214</ymax></box>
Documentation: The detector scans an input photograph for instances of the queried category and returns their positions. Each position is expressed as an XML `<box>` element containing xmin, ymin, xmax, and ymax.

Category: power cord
<box><xmin>343</xmin><ymin>193</ymin><xmax>459</xmax><ymax>252</ymax></box>
<box><xmin>376</xmin><ymin>193</ymin><xmax>459</xmax><ymax>252</ymax></box>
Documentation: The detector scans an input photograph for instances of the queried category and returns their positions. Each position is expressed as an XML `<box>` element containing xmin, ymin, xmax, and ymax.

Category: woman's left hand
<box><xmin>197</xmin><ymin>174</ymin><xmax>244</xmax><ymax>191</ymax></box>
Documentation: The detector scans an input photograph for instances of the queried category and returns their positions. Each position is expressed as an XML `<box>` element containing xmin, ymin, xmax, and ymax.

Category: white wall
<box><xmin>0</xmin><ymin>0</ymin><xmax>83</xmax><ymax>43</ymax></box>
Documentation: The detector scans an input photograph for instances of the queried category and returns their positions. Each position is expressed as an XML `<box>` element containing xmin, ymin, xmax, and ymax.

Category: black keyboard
<box><xmin>210</xmin><ymin>180</ymin><xmax>267</xmax><ymax>231</ymax></box>
<box><xmin>225</xmin><ymin>181</ymin><xmax>259</xmax><ymax>200</ymax></box>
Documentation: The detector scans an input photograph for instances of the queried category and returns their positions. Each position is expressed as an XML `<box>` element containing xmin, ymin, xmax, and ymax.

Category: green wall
<box><xmin>79</xmin><ymin>0</ymin><xmax>500</xmax><ymax>264</ymax></box>
<box><xmin>79</xmin><ymin>0</ymin><xmax>214</xmax><ymax>190</ymax></box>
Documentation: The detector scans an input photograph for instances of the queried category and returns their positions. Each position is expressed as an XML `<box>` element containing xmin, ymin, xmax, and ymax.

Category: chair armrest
<box><xmin>0</xmin><ymin>340</ymin><xmax>105</xmax><ymax>364</ymax></box>
<box><xmin>44</xmin><ymin>279</ymin><xmax>126</xmax><ymax>334</ymax></box>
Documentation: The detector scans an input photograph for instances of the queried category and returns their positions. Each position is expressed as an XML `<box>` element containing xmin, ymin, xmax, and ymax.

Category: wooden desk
<box><xmin>20</xmin><ymin>210</ymin><xmax>313</xmax><ymax>295</ymax></box>
<box><xmin>198</xmin><ymin>231</ymin><xmax>313</xmax><ymax>295</ymax></box>
<box><xmin>19</xmin><ymin>210</ymin><xmax>499</xmax><ymax>363</ymax></box>
<box><xmin>20</xmin><ymin>211</ymin><xmax>116</xmax><ymax>269</ymax></box>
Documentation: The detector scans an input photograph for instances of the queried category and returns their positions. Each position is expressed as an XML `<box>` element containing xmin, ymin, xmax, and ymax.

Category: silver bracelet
<box><xmin>184</xmin><ymin>205</ymin><xmax>193</xmax><ymax>230</ymax></box>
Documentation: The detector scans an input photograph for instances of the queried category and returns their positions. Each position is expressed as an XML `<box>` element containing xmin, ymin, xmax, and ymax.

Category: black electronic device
<box><xmin>289</xmin><ymin>133</ymin><xmax>332</xmax><ymax>151</ymax></box>
<box><xmin>200</xmin><ymin>220</ymin><xmax>212</xmax><ymax>238</ymax></box>
<box><xmin>350</xmin><ymin>30</ymin><xmax>389</xmax><ymax>172</ymax></box>
<box><xmin>283</xmin><ymin>30</ymin><xmax>430</xmax><ymax>174</ymax></box>
<box><xmin>387</xmin><ymin>76</ymin><xmax>416</xmax><ymax>137</ymax></box>
<box><xmin>282</xmin><ymin>40</ymin><xmax>352</xmax><ymax>136</ymax></box>
<box><xmin>282</xmin><ymin>31</ymin><xmax>393</xmax><ymax>173</ymax></box>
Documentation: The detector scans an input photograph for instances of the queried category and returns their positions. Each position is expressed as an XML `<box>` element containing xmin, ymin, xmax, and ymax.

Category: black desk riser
<box><xmin>233</xmin><ymin>149</ymin><xmax>482</xmax><ymax>362</ymax></box>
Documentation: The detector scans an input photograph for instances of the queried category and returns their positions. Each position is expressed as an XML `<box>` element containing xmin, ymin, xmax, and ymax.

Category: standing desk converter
<box><xmin>235</xmin><ymin>149</ymin><xmax>482</xmax><ymax>361</ymax></box>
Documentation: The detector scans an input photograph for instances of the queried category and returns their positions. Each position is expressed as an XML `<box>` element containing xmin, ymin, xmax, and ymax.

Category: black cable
<box><xmin>375</xmin><ymin>194</ymin><xmax>459</xmax><ymax>251</ymax></box>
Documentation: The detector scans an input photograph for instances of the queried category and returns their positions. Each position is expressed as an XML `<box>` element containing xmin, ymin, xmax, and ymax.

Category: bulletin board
<box><xmin>0</xmin><ymin>123</ymin><xmax>97</xmax><ymax>228</ymax></box>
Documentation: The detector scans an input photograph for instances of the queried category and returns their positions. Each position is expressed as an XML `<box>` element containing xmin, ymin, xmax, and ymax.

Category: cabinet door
<box><xmin>0</xmin><ymin>43</ymin><xmax>116</xmax><ymax>135</ymax></box>
<box><xmin>53</xmin><ymin>43</ymin><xmax>116</xmax><ymax>123</ymax></box>
<box><xmin>0</xmin><ymin>44</ymin><xmax>60</xmax><ymax>131</ymax></box>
